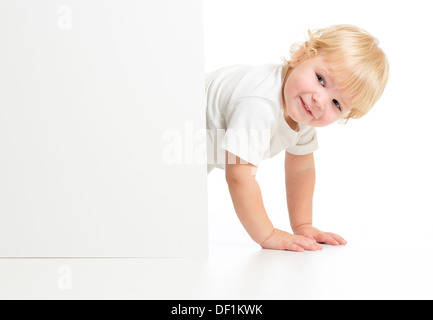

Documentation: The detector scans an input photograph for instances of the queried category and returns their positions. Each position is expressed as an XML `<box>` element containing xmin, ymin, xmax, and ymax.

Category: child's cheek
<box><xmin>325</xmin><ymin>112</ymin><xmax>340</xmax><ymax>126</ymax></box>
<box><xmin>315</xmin><ymin>112</ymin><xmax>338</xmax><ymax>127</ymax></box>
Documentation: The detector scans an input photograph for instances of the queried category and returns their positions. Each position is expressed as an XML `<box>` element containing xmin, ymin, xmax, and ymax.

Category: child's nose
<box><xmin>312</xmin><ymin>93</ymin><xmax>327</xmax><ymax>111</ymax></box>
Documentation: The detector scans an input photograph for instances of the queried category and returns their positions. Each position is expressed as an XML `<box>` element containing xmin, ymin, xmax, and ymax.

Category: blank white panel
<box><xmin>0</xmin><ymin>0</ymin><xmax>207</xmax><ymax>257</ymax></box>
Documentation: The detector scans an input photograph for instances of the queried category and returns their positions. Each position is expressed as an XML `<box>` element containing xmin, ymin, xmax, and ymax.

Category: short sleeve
<box><xmin>221</xmin><ymin>98</ymin><xmax>276</xmax><ymax>166</ymax></box>
<box><xmin>285</xmin><ymin>125</ymin><xmax>318</xmax><ymax>155</ymax></box>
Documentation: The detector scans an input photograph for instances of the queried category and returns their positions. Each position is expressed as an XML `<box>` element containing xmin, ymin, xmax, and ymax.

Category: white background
<box><xmin>0</xmin><ymin>0</ymin><xmax>207</xmax><ymax>257</ymax></box>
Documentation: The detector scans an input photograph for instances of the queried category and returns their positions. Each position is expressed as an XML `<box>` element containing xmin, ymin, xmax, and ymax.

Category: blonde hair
<box><xmin>283</xmin><ymin>25</ymin><xmax>389</xmax><ymax>122</ymax></box>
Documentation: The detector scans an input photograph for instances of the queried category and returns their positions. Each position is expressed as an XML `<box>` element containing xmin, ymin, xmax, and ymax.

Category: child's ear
<box><xmin>290</xmin><ymin>42</ymin><xmax>314</xmax><ymax>67</ymax></box>
<box><xmin>289</xmin><ymin>59</ymin><xmax>298</xmax><ymax>68</ymax></box>
<box><xmin>290</xmin><ymin>44</ymin><xmax>308</xmax><ymax>67</ymax></box>
<box><xmin>289</xmin><ymin>52</ymin><xmax>303</xmax><ymax>67</ymax></box>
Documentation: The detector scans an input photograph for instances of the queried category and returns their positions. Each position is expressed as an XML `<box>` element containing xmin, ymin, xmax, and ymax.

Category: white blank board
<box><xmin>0</xmin><ymin>0</ymin><xmax>208</xmax><ymax>257</ymax></box>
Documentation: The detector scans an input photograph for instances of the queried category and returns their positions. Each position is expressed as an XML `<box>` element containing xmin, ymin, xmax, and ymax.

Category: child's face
<box><xmin>282</xmin><ymin>53</ymin><xmax>351</xmax><ymax>127</ymax></box>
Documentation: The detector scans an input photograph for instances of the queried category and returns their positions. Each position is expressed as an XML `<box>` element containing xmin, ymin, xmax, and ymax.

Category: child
<box><xmin>205</xmin><ymin>25</ymin><xmax>389</xmax><ymax>252</ymax></box>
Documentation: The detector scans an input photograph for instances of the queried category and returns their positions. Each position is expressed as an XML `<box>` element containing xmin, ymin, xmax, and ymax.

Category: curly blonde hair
<box><xmin>283</xmin><ymin>25</ymin><xmax>389</xmax><ymax>122</ymax></box>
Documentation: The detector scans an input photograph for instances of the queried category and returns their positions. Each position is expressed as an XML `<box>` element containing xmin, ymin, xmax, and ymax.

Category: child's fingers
<box><xmin>315</xmin><ymin>233</ymin><xmax>338</xmax><ymax>245</ymax></box>
<box><xmin>316</xmin><ymin>233</ymin><xmax>345</xmax><ymax>246</ymax></box>
<box><xmin>283</xmin><ymin>243</ymin><xmax>305</xmax><ymax>252</ymax></box>
<box><xmin>293</xmin><ymin>236</ymin><xmax>322</xmax><ymax>251</ymax></box>
<box><xmin>328</xmin><ymin>233</ymin><xmax>347</xmax><ymax>245</ymax></box>
<box><xmin>261</xmin><ymin>230</ymin><xmax>323</xmax><ymax>252</ymax></box>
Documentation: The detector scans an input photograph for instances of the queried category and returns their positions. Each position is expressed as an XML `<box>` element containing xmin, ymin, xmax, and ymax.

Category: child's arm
<box><xmin>285</xmin><ymin>152</ymin><xmax>347</xmax><ymax>245</ymax></box>
<box><xmin>225</xmin><ymin>151</ymin><xmax>321</xmax><ymax>252</ymax></box>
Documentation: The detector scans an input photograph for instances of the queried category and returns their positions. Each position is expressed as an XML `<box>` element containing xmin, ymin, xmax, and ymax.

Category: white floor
<box><xmin>1</xmin><ymin>160</ymin><xmax>432</xmax><ymax>300</ymax></box>
<box><xmin>0</xmin><ymin>233</ymin><xmax>432</xmax><ymax>300</ymax></box>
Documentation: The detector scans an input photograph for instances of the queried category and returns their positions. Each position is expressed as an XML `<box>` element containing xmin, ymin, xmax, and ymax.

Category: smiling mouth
<box><xmin>300</xmin><ymin>97</ymin><xmax>313</xmax><ymax>117</ymax></box>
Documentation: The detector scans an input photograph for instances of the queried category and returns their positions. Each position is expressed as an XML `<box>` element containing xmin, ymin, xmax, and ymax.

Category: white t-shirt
<box><xmin>205</xmin><ymin>63</ymin><xmax>318</xmax><ymax>172</ymax></box>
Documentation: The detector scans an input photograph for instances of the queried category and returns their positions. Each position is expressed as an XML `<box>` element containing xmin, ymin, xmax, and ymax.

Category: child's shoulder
<box><xmin>229</xmin><ymin>63</ymin><xmax>284</xmax><ymax>100</ymax></box>
<box><xmin>205</xmin><ymin>64</ymin><xmax>251</xmax><ymax>81</ymax></box>
<box><xmin>206</xmin><ymin>63</ymin><xmax>285</xmax><ymax>111</ymax></box>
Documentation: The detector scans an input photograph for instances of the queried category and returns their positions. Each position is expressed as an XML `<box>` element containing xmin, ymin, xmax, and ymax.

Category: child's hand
<box><xmin>260</xmin><ymin>228</ymin><xmax>323</xmax><ymax>252</ymax></box>
<box><xmin>293</xmin><ymin>224</ymin><xmax>347</xmax><ymax>246</ymax></box>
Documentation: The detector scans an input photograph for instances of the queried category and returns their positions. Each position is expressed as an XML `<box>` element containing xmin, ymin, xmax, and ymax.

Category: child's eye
<box><xmin>316</xmin><ymin>74</ymin><xmax>325</xmax><ymax>86</ymax></box>
<box><xmin>333</xmin><ymin>99</ymin><xmax>341</xmax><ymax>110</ymax></box>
